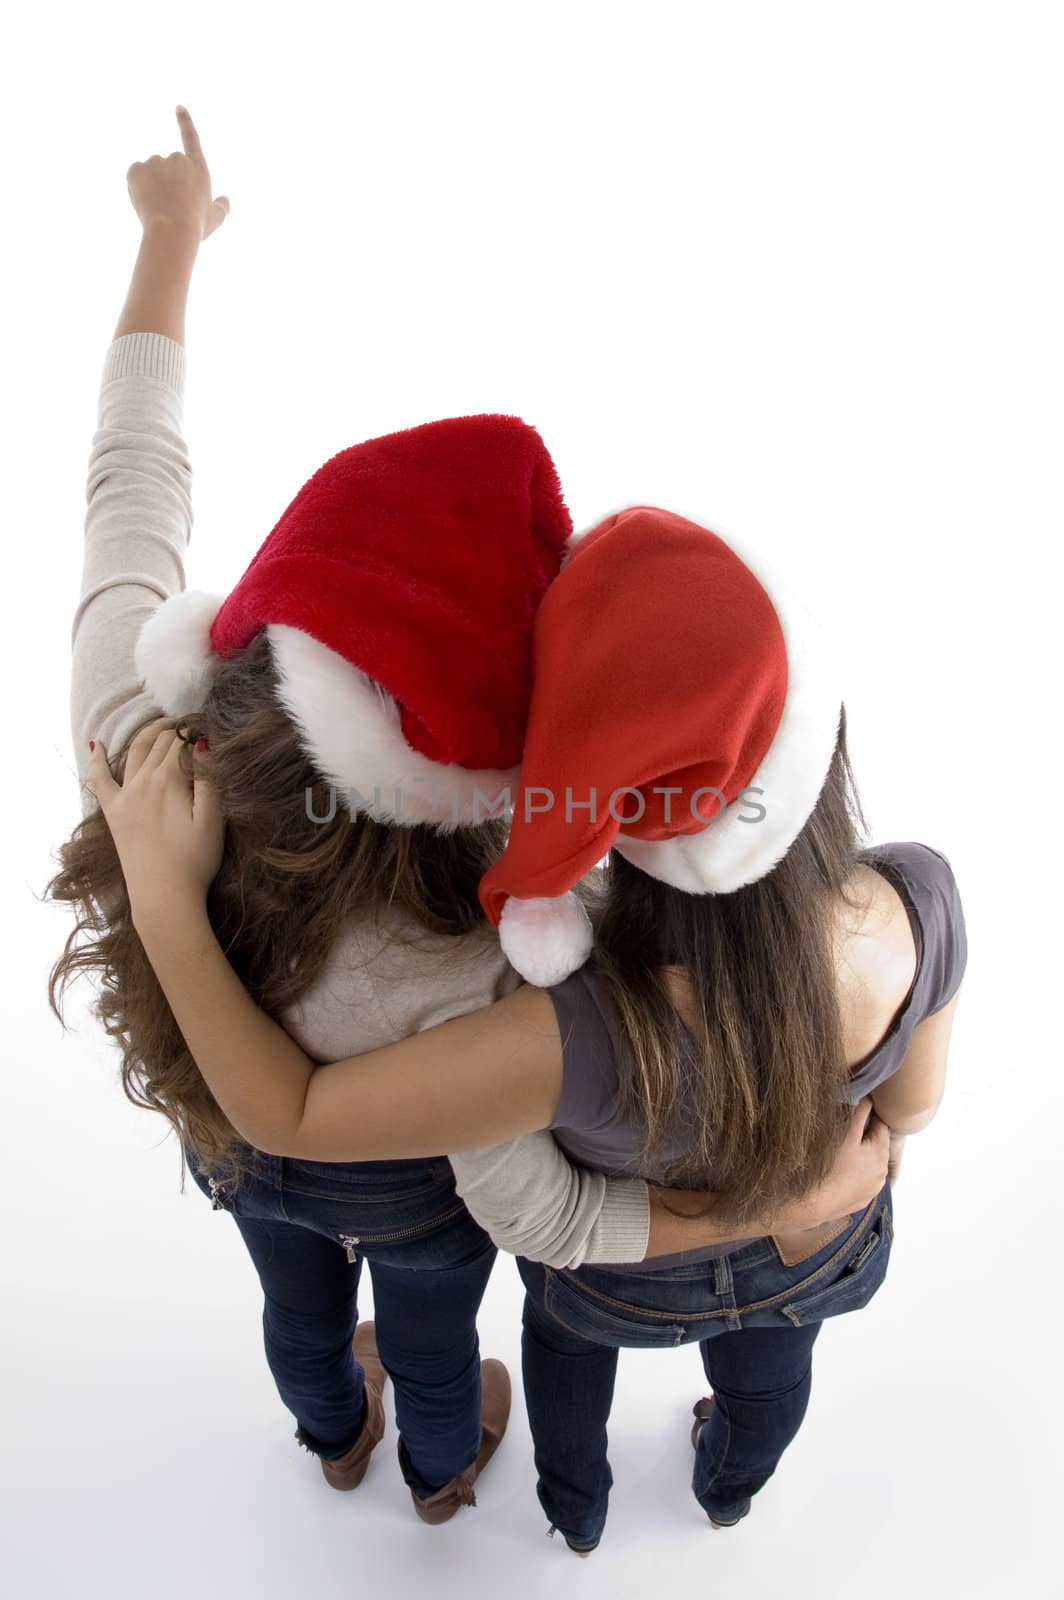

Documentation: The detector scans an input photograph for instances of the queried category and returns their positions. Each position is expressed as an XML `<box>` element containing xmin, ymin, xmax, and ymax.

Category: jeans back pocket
<box><xmin>543</xmin><ymin>1267</ymin><xmax>689</xmax><ymax>1349</ymax></box>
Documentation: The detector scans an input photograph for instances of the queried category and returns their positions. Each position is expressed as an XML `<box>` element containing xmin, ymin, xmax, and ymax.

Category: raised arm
<box><xmin>72</xmin><ymin>108</ymin><xmax>226</xmax><ymax>815</ymax></box>
<box><xmin>73</xmin><ymin>260</ymin><xmax>197</xmax><ymax>813</ymax></box>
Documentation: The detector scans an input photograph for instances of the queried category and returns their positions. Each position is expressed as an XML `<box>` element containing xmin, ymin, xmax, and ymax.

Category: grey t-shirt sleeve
<box><xmin>547</xmin><ymin>969</ymin><xmax>622</xmax><ymax>1134</ymax></box>
<box><xmin>867</xmin><ymin>840</ymin><xmax>968</xmax><ymax>1019</ymax></box>
<box><xmin>848</xmin><ymin>839</ymin><xmax>968</xmax><ymax>1100</ymax></box>
<box><xmin>912</xmin><ymin>843</ymin><xmax>967</xmax><ymax>1014</ymax></box>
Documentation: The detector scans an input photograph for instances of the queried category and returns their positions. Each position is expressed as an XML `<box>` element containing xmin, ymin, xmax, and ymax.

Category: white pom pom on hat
<box><xmin>498</xmin><ymin>892</ymin><xmax>594</xmax><ymax>988</ymax></box>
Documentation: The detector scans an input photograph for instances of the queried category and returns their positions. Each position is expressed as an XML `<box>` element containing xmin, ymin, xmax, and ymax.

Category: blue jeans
<box><xmin>185</xmin><ymin>1140</ymin><xmax>497</xmax><ymax>1500</ymax></box>
<box><xmin>518</xmin><ymin>1179</ymin><xmax>894</xmax><ymax>1544</ymax></box>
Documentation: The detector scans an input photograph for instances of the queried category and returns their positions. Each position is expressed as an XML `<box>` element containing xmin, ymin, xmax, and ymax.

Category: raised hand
<box><xmin>125</xmin><ymin>106</ymin><xmax>230</xmax><ymax>241</ymax></box>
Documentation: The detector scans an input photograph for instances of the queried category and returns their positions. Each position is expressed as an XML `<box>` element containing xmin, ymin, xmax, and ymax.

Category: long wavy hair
<box><xmin>45</xmin><ymin>631</ymin><xmax>509</xmax><ymax>1192</ymax></box>
<box><xmin>591</xmin><ymin>705</ymin><xmax>875</xmax><ymax>1231</ymax></box>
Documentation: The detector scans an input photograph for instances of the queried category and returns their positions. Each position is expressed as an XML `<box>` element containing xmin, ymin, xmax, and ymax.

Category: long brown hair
<box><xmin>45</xmin><ymin>631</ymin><xmax>508</xmax><ymax>1191</ymax></box>
<box><xmin>592</xmin><ymin>706</ymin><xmax>873</xmax><ymax>1230</ymax></box>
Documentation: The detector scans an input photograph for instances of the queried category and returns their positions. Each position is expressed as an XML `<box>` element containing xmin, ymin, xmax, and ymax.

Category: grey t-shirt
<box><xmin>546</xmin><ymin>840</ymin><xmax>967</xmax><ymax>1271</ymax></box>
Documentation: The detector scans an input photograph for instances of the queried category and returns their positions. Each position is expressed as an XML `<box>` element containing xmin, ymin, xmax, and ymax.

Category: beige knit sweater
<box><xmin>70</xmin><ymin>330</ymin><xmax>650</xmax><ymax>1267</ymax></box>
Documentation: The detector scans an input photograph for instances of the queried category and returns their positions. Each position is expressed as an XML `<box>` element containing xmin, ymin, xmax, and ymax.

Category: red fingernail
<box><xmin>89</xmin><ymin>741</ymin><xmax>95</xmax><ymax>752</ymax></box>
<box><xmin>195</xmin><ymin>738</ymin><xmax>209</xmax><ymax>751</ymax></box>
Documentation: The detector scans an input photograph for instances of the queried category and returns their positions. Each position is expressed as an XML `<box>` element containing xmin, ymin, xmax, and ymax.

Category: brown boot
<box><xmin>405</xmin><ymin>1358</ymin><xmax>511</xmax><ymax>1524</ymax></box>
<box><xmin>318</xmin><ymin>1321</ymin><xmax>389</xmax><ymax>1491</ymax></box>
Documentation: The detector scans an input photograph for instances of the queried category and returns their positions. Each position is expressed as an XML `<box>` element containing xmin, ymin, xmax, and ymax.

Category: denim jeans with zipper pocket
<box><xmin>185</xmin><ymin>1138</ymin><xmax>497</xmax><ymax>1500</ymax></box>
<box><xmin>517</xmin><ymin>1178</ymin><xmax>894</xmax><ymax>1544</ymax></box>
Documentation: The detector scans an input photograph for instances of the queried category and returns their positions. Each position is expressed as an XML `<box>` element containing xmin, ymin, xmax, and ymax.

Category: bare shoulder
<box><xmin>658</xmin><ymin>867</ymin><xmax>919</xmax><ymax>1068</ymax></box>
<box><xmin>834</xmin><ymin>864</ymin><xmax>919</xmax><ymax>1063</ymax></box>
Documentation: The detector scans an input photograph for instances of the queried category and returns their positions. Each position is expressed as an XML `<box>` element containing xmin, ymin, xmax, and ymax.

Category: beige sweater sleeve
<box><xmin>72</xmin><ymin>330</ymin><xmax>651</xmax><ymax>1270</ymax></box>
<box><xmin>448</xmin><ymin>1138</ymin><xmax>649</xmax><ymax>1267</ymax></box>
<box><xmin>71</xmin><ymin>333</ymin><xmax>192</xmax><ymax>816</ymax></box>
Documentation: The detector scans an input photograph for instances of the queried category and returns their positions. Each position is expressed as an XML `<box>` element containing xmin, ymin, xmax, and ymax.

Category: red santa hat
<box><xmin>477</xmin><ymin>505</ymin><xmax>844</xmax><ymax>984</ymax></box>
<box><xmin>134</xmin><ymin>413</ymin><xmax>572</xmax><ymax>828</ymax></box>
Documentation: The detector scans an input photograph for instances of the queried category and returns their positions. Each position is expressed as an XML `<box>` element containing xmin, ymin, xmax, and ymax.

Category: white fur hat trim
<box><xmin>268</xmin><ymin>623</ymin><xmax>520</xmax><ymax>831</ymax></box>
<box><xmin>134</xmin><ymin>590</ymin><xmax>226</xmax><ymax>715</ymax></box>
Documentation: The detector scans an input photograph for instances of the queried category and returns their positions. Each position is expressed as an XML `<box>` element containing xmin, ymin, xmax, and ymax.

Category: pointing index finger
<box><xmin>176</xmin><ymin>105</ymin><xmax>205</xmax><ymax>166</ymax></box>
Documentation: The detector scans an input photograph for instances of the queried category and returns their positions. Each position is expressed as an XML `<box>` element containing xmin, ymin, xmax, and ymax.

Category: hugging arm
<box><xmin>120</xmin><ymin>888</ymin><xmax>806</xmax><ymax>1260</ymax></box>
<box><xmin>95</xmin><ymin>733</ymin><xmax>895</xmax><ymax>1249</ymax></box>
<box><xmin>121</xmin><ymin>885</ymin><xmax>890</xmax><ymax>1255</ymax></box>
<box><xmin>121</xmin><ymin>891</ymin><xmax>567</xmax><ymax>1160</ymax></box>
<box><xmin>447</xmin><ymin>1136</ymin><xmax>650</xmax><ymax>1269</ymax></box>
<box><xmin>447</xmin><ymin>1118</ymin><xmax>896</xmax><ymax>1269</ymax></box>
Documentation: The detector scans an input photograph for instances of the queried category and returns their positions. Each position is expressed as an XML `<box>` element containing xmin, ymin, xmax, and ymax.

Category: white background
<box><xmin>3</xmin><ymin>2</ymin><xmax>1062</xmax><ymax>1597</ymax></box>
